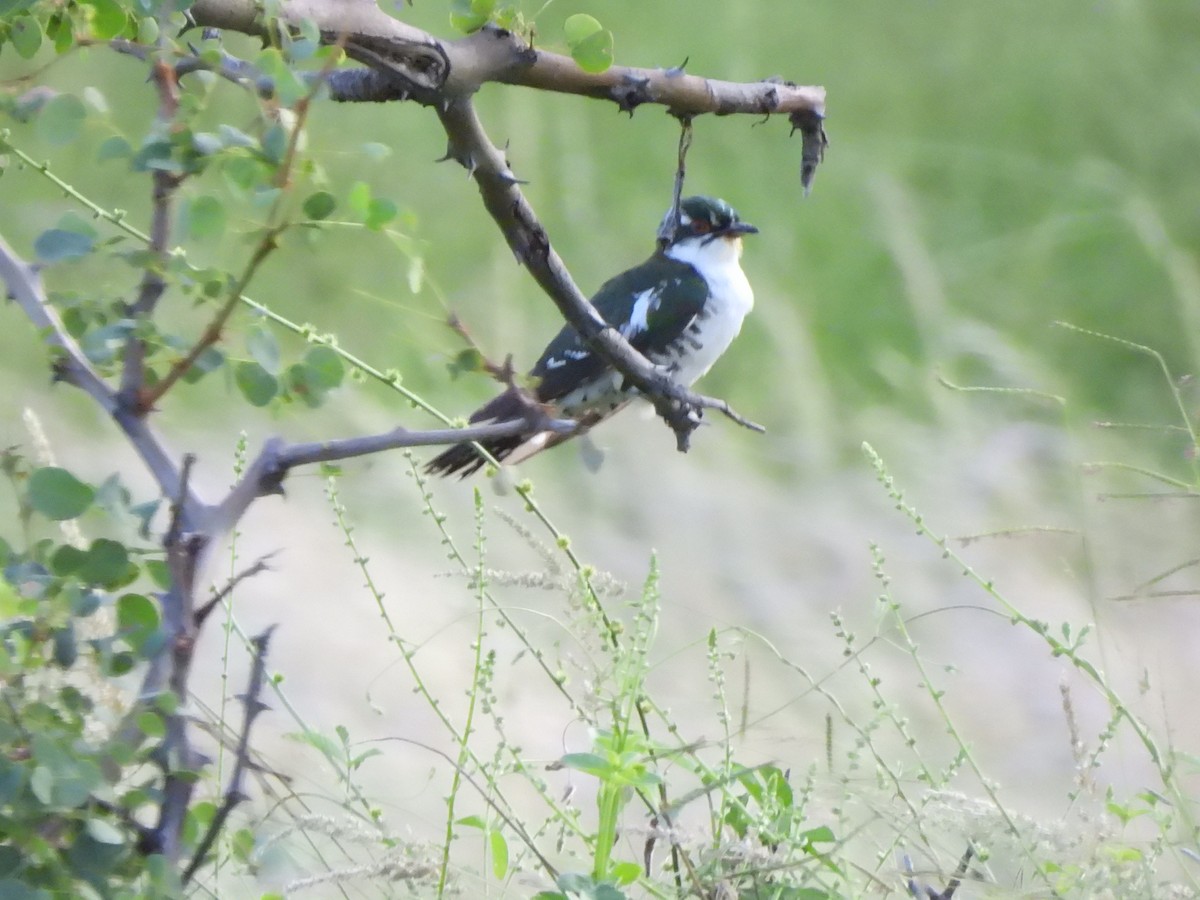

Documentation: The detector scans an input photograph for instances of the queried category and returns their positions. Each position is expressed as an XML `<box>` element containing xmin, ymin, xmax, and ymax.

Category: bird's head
<box><xmin>659</xmin><ymin>196</ymin><xmax>758</xmax><ymax>256</ymax></box>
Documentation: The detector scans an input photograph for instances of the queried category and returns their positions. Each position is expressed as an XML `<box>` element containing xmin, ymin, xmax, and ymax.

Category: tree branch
<box><xmin>212</xmin><ymin>415</ymin><xmax>577</xmax><ymax>539</ymax></box>
<box><xmin>120</xmin><ymin>56</ymin><xmax>184</xmax><ymax>410</ymax></box>
<box><xmin>182</xmin><ymin>626</ymin><xmax>275</xmax><ymax>885</ymax></box>
<box><xmin>0</xmin><ymin>233</ymin><xmax>203</xmax><ymax>527</ymax></box>
<box><xmin>187</xmin><ymin>1</ymin><xmax>826</xmax><ymax>122</ymax></box>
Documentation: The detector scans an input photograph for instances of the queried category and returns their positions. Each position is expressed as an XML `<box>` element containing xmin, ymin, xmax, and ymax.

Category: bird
<box><xmin>426</xmin><ymin>195</ymin><xmax>758</xmax><ymax>477</ymax></box>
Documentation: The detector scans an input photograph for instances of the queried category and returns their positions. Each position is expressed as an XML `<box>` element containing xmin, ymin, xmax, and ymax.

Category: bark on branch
<box><xmin>188</xmin><ymin>0</ymin><xmax>826</xmax><ymax>119</ymax></box>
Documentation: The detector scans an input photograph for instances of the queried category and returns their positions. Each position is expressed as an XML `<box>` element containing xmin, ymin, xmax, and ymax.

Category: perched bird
<box><xmin>427</xmin><ymin>195</ymin><xmax>758</xmax><ymax>477</ymax></box>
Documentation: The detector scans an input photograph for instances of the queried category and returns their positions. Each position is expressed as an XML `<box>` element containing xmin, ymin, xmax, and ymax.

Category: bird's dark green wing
<box><xmin>531</xmin><ymin>254</ymin><xmax>709</xmax><ymax>401</ymax></box>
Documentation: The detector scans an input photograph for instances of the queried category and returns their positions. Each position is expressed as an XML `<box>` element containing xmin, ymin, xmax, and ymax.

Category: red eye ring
<box><xmin>692</xmin><ymin>220</ymin><xmax>710</xmax><ymax>233</ymax></box>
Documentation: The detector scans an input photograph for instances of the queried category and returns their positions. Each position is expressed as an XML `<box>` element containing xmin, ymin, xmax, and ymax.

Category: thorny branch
<box><xmin>119</xmin><ymin>57</ymin><xmax>183</xmax><ymax>408</ymax></box>
<box><xmin>194</xmin><ymin>553</ymin><xmax>280</xmax><ymax>628</ymax></box>
<box><xmin>182</xmin><ymin>627</ymin><xmax>275</xmax><ymax>884</ymax></box>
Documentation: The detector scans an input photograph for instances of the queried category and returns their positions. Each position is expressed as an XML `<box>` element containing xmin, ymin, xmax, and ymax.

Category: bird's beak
<box><xmin>723</xmin><ymin>222</ymin><xmax>759</xmax><ymax>236</ymax></box>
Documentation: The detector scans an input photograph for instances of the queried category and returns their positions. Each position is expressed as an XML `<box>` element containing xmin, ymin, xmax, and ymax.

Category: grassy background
<box><xmin>3</xmin><ymin>0</ymin><xmax>1200</xmax><ymax>894</ymax></box>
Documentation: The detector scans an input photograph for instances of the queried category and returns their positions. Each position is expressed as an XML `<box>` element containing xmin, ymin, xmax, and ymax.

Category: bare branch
<box><xmin>120</xmin><ymin>56</ymin><xmax>184</xmax><ymax>407</ymax></box>
<box><xmin>187</xmin><ymin>1</ymin><xmax>825</xmax><ymax>123</ymax></box>
<box><xmin>657</xmin><ymin>118</ymin><xmax>694</xmax><ymax>246</ymax></box>
<box><xmin>150</xmin><ymin>454</ymin><xmax>209</xmax><ymax>865</ymax></box>
<box><xmin>194</xmin><ymin>552</ymin><xmax>279</xmax><ymax>628</ymax></box>
<box><xmin>0</xmin><ymin>233</ymin><xmax>203</xmax><ymax>525</ymax></box>
<box><xmin>182</xmin><ymin>627</ymin><xmax>275</xmax><ymax>885</ymax></box>
<box><xmin>213</xmin><ymin>416</ymin><xmax>576</xmax><ymax>534</ymax></box>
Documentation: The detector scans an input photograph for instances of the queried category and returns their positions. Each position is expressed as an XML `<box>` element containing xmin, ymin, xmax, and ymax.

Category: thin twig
<box><xmin>446</xmin><ymin>312</ymin><xmax>517</xmax><ymax>384</ymax></box>
<box><xmin>138</xmin><ymin>227</ymin><xmax>283</xmax><ymax>412</ymax></box>
<box><xmin>182</xmin><ymin>626</ymin><xmax>275</xmax><ymax>884</ymax></box>
<box><xmin>194</xmin><ymin>552</ymin><xmax>279</xmax><ymax>628</ymax></box>
<box><xmin>656</xmin><ymin>117</ymin><xmax>694</xmax><ymax>246</ymax></box>
<box><xmin>120</xmin><ymin>54</ymin><xmax>183</xmax><ymax>407</ymax></box>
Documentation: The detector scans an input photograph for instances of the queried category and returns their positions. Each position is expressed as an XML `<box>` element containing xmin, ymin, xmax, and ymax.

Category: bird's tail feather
<box><xmin>425</xmin><ymin>388</ymin><xmax>545</xmax><ymax>478</ymax></box>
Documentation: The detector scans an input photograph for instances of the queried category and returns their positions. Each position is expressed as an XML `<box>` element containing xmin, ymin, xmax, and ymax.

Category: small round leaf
<box><xmin>247</xmin><ymin>327</ymin><xmax>281</xmax><ymax>374</ymax></box>
<box><xmin>28</xmin><ymin>467</ymin><xmax>94</xmax><ymax>520</ymax></box>
<box><xmin>302</xmin><ymin>190</ymin><xmax>336</xmax><ymax>221</ymax></box>
<box><xmin>34</xmin><ymin>228</ymin><xmax>94</xmax><ymax>262</ymax></box>
<box><xmin>11</xmin><ymin>14</ymin><xmax>43</xmax><ymax>59</ymax></box>
<box><xmin>304</xmin><ymin>345</ymin><xmax>344</xmax><ymax>389</ymax></box>
<box><xmin>184</xmin><ymin>195</ymin><xmax>226</xmax><ymax>240</ymax></box>
<box><xmin>235</xmin><ymin>361</ymin><xmax>278</xmax><ymax>406</ymax></box>
<box><xmin>35</xmin><ymin>93</ymin><xmax>87</xmax><ymax>146</ymax></box>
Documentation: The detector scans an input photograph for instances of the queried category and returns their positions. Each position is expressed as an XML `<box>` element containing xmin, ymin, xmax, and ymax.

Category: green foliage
<box><xmin>0</xmin><ymin>449</ymin><xmax>183</xmax><ymax>897</ymax></box>
<box><xmin>562</xmin><ymin>14</ymin><xmax>613</xmax><ymax>74</ymax></box>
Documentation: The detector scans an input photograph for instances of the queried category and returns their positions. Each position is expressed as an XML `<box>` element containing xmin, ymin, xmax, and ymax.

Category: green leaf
<box><xmin>559</xmin><ymin>752</ymin><xmax>610</xmax><ymax>777</ymax></box>
<box><xmin>50</xmin><ymin>544</ymin><xmax>86</xmax><ymax>575</ymax></box>
<box><xmin>247</xmin><ymin>327</ymin><xmax>281</xmax><ymax>374</ymax></box>
<box><xmin>10</xmin><ymin>14</ymin><xmax>42</xmax><ymax>59</ymax></box>
<box><xmin>52</xmin><ymin>623</ymin><xmax>77</xmax><ymax>668</ymax></box>
<box><xmin>27</xmin><ymin>467</ymin><xmax>94</xmax><ymax>520</ymax></box>
<box><xmin>449</xmin><ymin>0</ymin><xmax>495</xmax><ymax>33</ymax></box>
<box><xmin>260</xmin><ymin>122</ymin><xmax>288</xmax><ymax>164</ymax></box>
<box><xmin>489</xmin><ymin>828</ymin><xmax>509</xmax><ymax>879</ymax></box>
<box><xmin>86</xmin><ymin>817</ymin><xmax>125</xmax><ymax>845</ymax></box>
<box><xmin>284</xmin><ymin>363</ymin><xmax>323</xmax><ymax>407</ymax></box>
<box><xmin>78</xmin><ymin>538</ymin><xmax>132</xmax><ymax>588</ymax></box>
<box><xmin>184</xmin><ymin>195</ymin><xmax>226</xmax><ymax>240</ymax></box>
<box><xmin>34</xmin><ymin>228</ymin><xmax>94</xmax><ymax>262</ymax></box>
<box><xmin>136</xmin><ymin>15</ymin><xmax>159</xmax><ymax>44</ymax></box>
<box><xmin>35</xmin><ymin>93</ymin><xmax>87</xmax><ymax>146</ymax></box>
<box><xmin>447</xmin><ymin>347</ymin><xmax>483</xmax><ymax>380</ymax></box>
<box><xmin>365</xmin><ymin>197</ymin><xmax>397</xmax><ymax>230</ymax></box>
<box><xmin>304</xmin><ymin>345</ymin><xmax>343</xmax><ymax>389</ymax></box>
<box><xmin>563</xmin><ymin>15</ymin><xmax>614</xmax><ymax>74</ymax></box>
<box><xmin>96</xmin><ymin>135</ymin><xmax>132</xmax><ymax>162</ymax></box>
<box><xmin>81</xmin><ymin>0</ymin><xmax>128</xmax><ymax>40</ymax></box>
<box><xmin>116</xmin><ymin>593</ymin><xmax>160</xmax><ymax>654</ymax></box>
<box><xmin>144</xmin><ymin>559</ymin><xmax>171</xmax><ymax>589</ymax></box>
<box><xmin>30</xmin><ymin>766</ymin><xmax>53</xmax><ymax>805</ymax></box>
<box><xmin>302</xmin><ymin>190</ymin><xmax>336</xmax><ymax>220</ymax></box>
<box><xmin>235</xmin><ymin>361</ymin><xmax>278</xmax><ymax>406</ymax></box>
<box><xmin>191</xmin><ymin>131</ymin><xmax>223</xmax><ymax>156</ymax></box>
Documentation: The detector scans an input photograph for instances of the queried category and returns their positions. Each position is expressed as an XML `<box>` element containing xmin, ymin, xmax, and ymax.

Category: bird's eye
<box><xmin>692</xmin><ymin>220</ymin><xmax>710</xmax><ymax>233</ymax></box>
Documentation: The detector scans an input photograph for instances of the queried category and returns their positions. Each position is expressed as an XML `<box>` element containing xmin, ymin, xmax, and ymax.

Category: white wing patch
<box><xmin>543</xmin><ymin>346</ymin><xmax>591</xmax><ymax>370</ymax></box>
<box><xmin>621</xmin><ymin>288</ymin><xmax>660</xmax><ymax>339</ymax></box>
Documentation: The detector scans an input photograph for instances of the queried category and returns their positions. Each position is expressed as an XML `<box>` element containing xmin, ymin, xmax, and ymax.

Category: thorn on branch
<box><xmin>665</xmin><ymin>56</ymin><xmax>689</xmax><ymax>77</ymax></box>
<box><xmin>789</xmin><ymin>108</ymin><xmax>829</xmax><ymax>196</ymax></box>
<box><xmin>181</xmin><ymin>626</ymin><xmax>275</xmax><ymax>885</ymax></box>
<box><xmin>611</xmin><ymin>73</ymin><xmax>652</xmax><ymax>115</ymax></box>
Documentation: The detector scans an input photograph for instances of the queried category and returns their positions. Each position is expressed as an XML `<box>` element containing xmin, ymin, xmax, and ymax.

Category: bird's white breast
<box><xmin>662</xmin><ymin>236</ymin><xmax>754</xmax><ymax>385</ymax></box>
